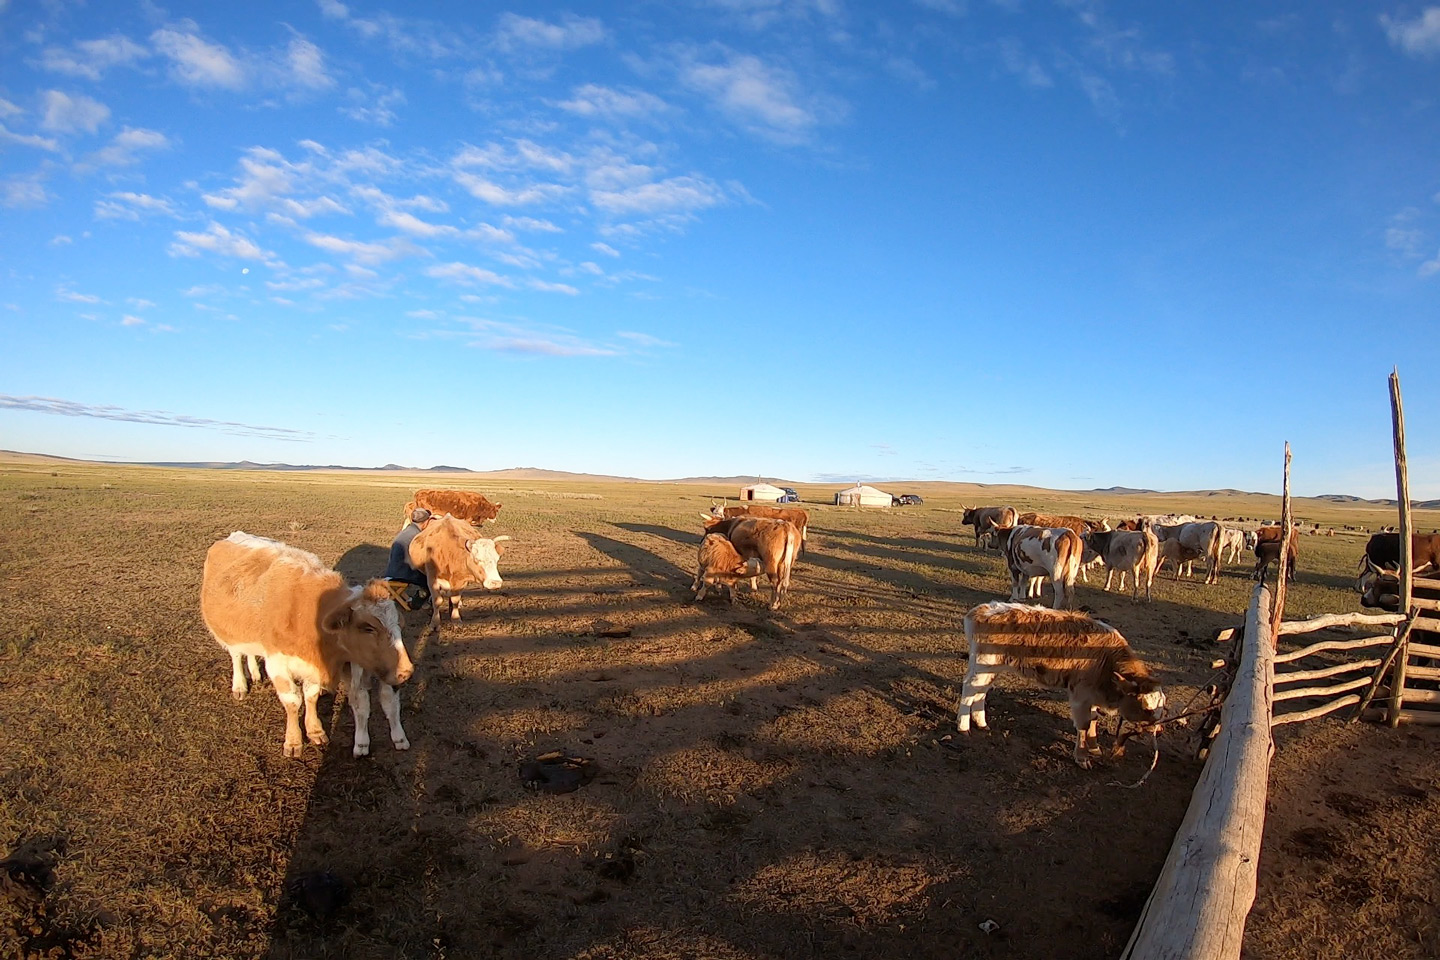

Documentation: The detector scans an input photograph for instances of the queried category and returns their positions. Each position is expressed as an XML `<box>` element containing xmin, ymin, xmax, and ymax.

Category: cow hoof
<box><xmin>393</xmin><ymin>736</ymin><xmax>411</xmax><ymax>751</ymax></box>
<box><xmin>284</xmin><ymin>742</ymin><xmax>304</xmax><ymax>759</ymax></box>
<box><xmin>308</xmin><ymin>730</ymin><xmax>329</xmax><ymax>746</ymax></box>
<box><xmin>231</xmin><ymin>689</ymin><xmax>247</xmax><ymax>702</ymax></box>
<box><xmin>450</xmin><ymin>611</ymin><xmax>461</xmax><ymax>621</ymax></box>
<box><xmin>352</xmin><ymin>742</ymin><xmax>370</xmax><ymax>758</ymax></box>
<box><xmin>1074</xmin><ymin>755</ymin><xmax>1093</xmax><ymax>769</ymax></box>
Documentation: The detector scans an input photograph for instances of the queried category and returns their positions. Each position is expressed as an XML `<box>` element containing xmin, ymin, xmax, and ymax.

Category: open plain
<box><xmin>1</xmin><ymin>454</ymin><xmax>1438</xmax><ymax>959</ymax></box>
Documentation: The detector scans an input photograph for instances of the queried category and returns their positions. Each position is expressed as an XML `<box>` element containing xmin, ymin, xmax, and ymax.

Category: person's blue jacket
<box><xmin>385</xmin><ymin>522</ymin><xmax>428</xmax><ymax>586</ymax></box>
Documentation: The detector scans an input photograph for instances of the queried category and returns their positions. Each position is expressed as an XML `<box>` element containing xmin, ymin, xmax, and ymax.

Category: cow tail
<box><xmin>782</xmin><ymin>522</ymin><xmax>801</xmax><ymax>590</ymax></box>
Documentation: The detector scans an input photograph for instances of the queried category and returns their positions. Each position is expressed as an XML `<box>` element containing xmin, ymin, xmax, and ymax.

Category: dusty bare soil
<box><xmin>0</xmin><ymin>461</ymin><xmax>1435</xmax><ymax>959</ymax></box>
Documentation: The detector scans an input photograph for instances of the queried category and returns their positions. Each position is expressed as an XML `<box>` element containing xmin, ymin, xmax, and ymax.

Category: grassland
<box><xmin>0</xmin><ymin>455</ymin><xmax>1437</xmax><ymax>959</ymax></box>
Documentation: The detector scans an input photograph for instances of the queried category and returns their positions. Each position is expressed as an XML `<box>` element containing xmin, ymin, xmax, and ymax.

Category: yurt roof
<box><xmin>742</xmin><ymin>482</ymin><xmax>785</xmax><ymax>493</ymax></box>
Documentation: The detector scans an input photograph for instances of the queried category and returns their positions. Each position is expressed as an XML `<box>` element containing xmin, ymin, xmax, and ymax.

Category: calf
<box><xmin>1083</xmin><ymin>528</ymin><xmax>1159</xmax><ymax>601</ymax></box>
<box><xmin>961</xmin><ymin>506</ymin><xmax>1017</xmax><ymax>550</ymax></box>
<box><xmin>700</xmin><ymin>514</ymin><xmax>801</xmax><ymax>610</ymax></box>
<box><xmin>1253</xmin><ymin>524</ymin><xmax>1298</xmax><ymax>582</ymax></box>
<box><xmin>1219</xmin><ymin>527</ymin><xmax>1247</xmax><ymax>565</ymax></box>
<box><xmin>1153</xmin><ymin>521</ymin><xmax>1222</xmax><ymax>584</ymax></box>
<box><xmin>404</xmin><ymin>488</ymin><xmax>501</xmax><ymax>526</ymax></box>
<box><xmin>993</xmin><ymin>524</ymin><xmax>1083</xmax><ymax>609</ymax></box>
<box><xmin>957</xmin><ymin>602</ymin><xmax>1166</xmax><ymax>767</ymax></box>
<box><xmin>407</xmin><ymin>514</ymin><xmax>510</xmax><ymax>628</ymax></box>
<box><xmin>201</xmin><ymin>532</ymin><xmax>413</xmax><ymax>759</ymax></box>
<box><xmin>711</xmin><ymin>503</ymin><xmax>810</xmax><ymax>556</ymax></box>
<box><xmin>693</xmin><ymin>533</ymin><xmax>763</xmax><ymax>603</ymax></box>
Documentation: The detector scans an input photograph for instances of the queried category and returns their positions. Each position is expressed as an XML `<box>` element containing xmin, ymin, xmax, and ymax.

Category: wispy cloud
<box><xmin>678</xmin><ymin>49</ymin><xmax>841</xmax><ymax>144</ymax></box>
<box><xmin>554</xmin><ymin>83</ymin><xmax>667</xmax><ymax>120</ymax></box>
<box><xmin>94</xmin><ymin>191</ymin><xmax>178</xmax><ymax>220</ymax></box>
<box><xmin>56</xmin><ymin>286</ymin><xmax>104</xmax><ymax>304</ymax></box>
<box><xmin>0</xmin><ymin>394</ymin><xmax>316</xmax><ymax>441</ymax></box>
<box><xmin>1382</xmin><ymin>7</ymin><xmax>1440</xmax><ymax>57</ymax></box>
<box><xmin>169</xmin><ymin>221</ymin><xmax>272</xmax><ymax>260</ymax></box>
<box><xmin>151</xmin><ymin>23</ymin><xmax>248</xmax><ymax>90</ymax></box>
<box><xmin>494</xmin><ymin>13</ymin><xmax>606</xmax><ymax>52</ymax></box>
<box><xmin>591</xmin><ymin>175</ymin><xmax>727</xmax><ymax>215</ymax></box>
<box><xmin>425</xmin><ymin>261</ymin><xmax>513</xmax><ymax>286</ymax></box>
<box><xmin>0</xmin><ymin>123</ymin><xmax>60</xmax><ymax>152</ymax></box>
<box><xmin>37</xmin><ymin>35</ymin><xmax>149</xmax><ymax>80</ymax></box>
<box><xmin>78</xmin><ymin>126</ymin><xmax>170</xmax><ymax>170</ymax></box>
<box><xmin>40</xmin><ymin>90</ymin><xmax>111</xmax><ymax>133</ymax></box>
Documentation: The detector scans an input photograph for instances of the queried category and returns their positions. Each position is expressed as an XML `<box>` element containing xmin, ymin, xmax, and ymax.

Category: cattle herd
<box><xmin>198</xmin><ymin>489</ymin><xmax>1433</xmax><ymax>770</ymax></box>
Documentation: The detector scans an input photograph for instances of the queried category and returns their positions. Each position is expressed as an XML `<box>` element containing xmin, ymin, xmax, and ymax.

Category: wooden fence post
<box><xmin>1270</xmin><ymin>443</ymin><xmax>1292</xmax><ymax>642</ymax></box>
<box><xmin>1121</xmin><ymin>583</ymin><xmax>1275</xmax><ymax>959</ymax></box>
<box><xmin>1388</xmin><ymin>369</ymin><xmax>1412</xmax><ymax>727</ymax></box>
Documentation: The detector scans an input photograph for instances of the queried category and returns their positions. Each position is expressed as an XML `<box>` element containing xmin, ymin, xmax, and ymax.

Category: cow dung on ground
<box><xmin>519</xmin><ymin>752</ymin><xmax>597</xmax><ymax>793</ymax></box>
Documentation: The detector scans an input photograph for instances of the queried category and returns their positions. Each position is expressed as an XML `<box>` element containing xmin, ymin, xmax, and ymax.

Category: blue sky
<box><xmin>1</xmin><ymin>1</ymin><xmax>1437</xmax><ymax>498</ymax></box>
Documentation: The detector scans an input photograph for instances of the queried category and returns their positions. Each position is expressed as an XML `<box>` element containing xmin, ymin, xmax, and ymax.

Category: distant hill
<box><xmin>134</xmin><ymin>459</ymin><xmax>476</xmax><ymax>473</ymax></box>
<box><xmin>1316</xmin><ymin>493</ymin><xmax>1440</xmax><ymax>509</ymax></box>
<box><xmin>1092</xmin><ymin>486</ymin><xmax>1157</xmax><ymax>494</ymax></box>
<box><xmin>667</xmin><ymin>476</ymin><xmax>802</xmax><ymax>486</ymax></box>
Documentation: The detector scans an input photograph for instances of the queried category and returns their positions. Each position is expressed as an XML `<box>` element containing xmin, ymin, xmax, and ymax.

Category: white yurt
<box><xmin>740</xmin><ymin>482</ymin><xmax>785</xmax><ymax>502</ymax></box>
<box><xmin>834</xmin><ymin>483</ymin><xmax>892</xmax><ymax>507</ymax></box>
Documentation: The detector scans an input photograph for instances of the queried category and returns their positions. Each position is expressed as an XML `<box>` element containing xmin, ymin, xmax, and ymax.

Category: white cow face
<box><xmin>465</xmin><ymin>535</ymin><xmax>510</xmax><ymax>590</ymax></box>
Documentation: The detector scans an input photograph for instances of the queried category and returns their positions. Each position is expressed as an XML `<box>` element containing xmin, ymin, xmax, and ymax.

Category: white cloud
<box><xmin>57</xmin><ymin>286</ymin><xmax>104</xmax><ymax>303</ymax></box>
<box><xmin>453</xmin><ymin>171</ymin><xmax>570</xmax><ymax>206</ymax></box>
<box><xmin>1382</xmin><ymin>8</ymin><xmax>1440</xmax><ymax>57</ymax></box>
<box><xmin>168</xmin><ymin>222</ymin><xmax>270</xmax><ymax>260</ymax></box>
<box><xmin>1421</xmin><ymin>252</ymin><xmax>1440</xmax><ymax>277</ymax></box>
<box><xmin>504</xmin><ymin>215</ymin><xmax>562</xmax><ymax>233</ymax></box>
<box><xmin>378</xmin><ymin>209</ymin><xmax>458</xmax><ymax>237</ymax></box>
<box><xmin>0</xmin><ymin>98</ymin><xmax>20</xmax><ymax>119</ymax></box>
<box><xmin>303</xmin><ymin>231</ymin><xmax>418</xmax><ymax>265</ymax></box>
<box><xmin>578</xmin><ymin>261</ymin><xmax>604</xmax><ymax>275</ymax></box>
<box><xmin>202</xmin><ymin>147</ymin><xmax>349</xmax><ymax>218</ymax></box>
<box><xmin>342</xmin><ymin>84</ymin><xmax>406</xmax><ymax>125</ymax></box>
<box><xmin>127</xmin><ymin>298</ymin><xmax>157</xmax><ymax>308</ymax></box>
<box><xmin>591</xmin><ymin>175</ymin><xmax>726</xmax><ymax>215</ymax></box>
<box><xmin>591</xmin><ymin>241</ymin><xmax>620</xmax><ymax>257</ymax></box>
<box><xmin>81</xmin><ymin>126</ymin><xmax>171</xmax><ymax>169</ymax></box>
<box><xmin>527</xmin><ymin>279</ymin><xmax>580</xmax><ymax>295</ymax></box>
<box><xmin>680</xmin><ymin>51</ymin><xmax>835</xmax><ymax>143</ymax></box>
<box><xmin>284</xmin><ymin>37</ymin><xmax>334</xmax><ymax>89</ymax></box>
<box><xmin>0</xmin><ymin>394</ymin><xmax>315</xmax><ymax>441</ymax></box>
<box><xmin>94</xmin><ymin>191</ymin><xmax>178</xmax><ymax>220</ymax></box>
<box><xmin>494</xmin><ymin>13</ymin><xmax>606</xmax><ymax>51</ymax></box>
<box><xmin>121</xmin><ymin>314</ymin><xmax>145</xmax><ymax>326</ymax></box>
<box><xmin>426</xmin><ymin>261</ymin><xmax>513</xmax><ymax>286</ymax></box>
<box><xmin>406</xmin><ymin>308</ymin><xmax>441</xmax><ymax>319</ymax></box>
<box><xmin>51</xmin><ymin>234</ymin><xmax>73</xmax><ymax>246</ymax></box>
<box><xmin>182</xmin><ymin>284</ymin><xmax>225</xmax><ymax>297</ymax></box>
<box><xmin>554</xmin><ymin>83</ymin><xmax>667</xmax><ymax>120</ymax></box>
<box><xmin>41</xmin><ymin>90</ymin><xmax>111</xmax><ymax>133</ymax></box>
<box><xmin>38</xmin><ymin>35</ymin><xmax>148</xmax><ymax>79</ymax></box>
<box><xmin>151</xmin><ymin>24</ymin><xmax>248</xmax><ymax>90</ymax></box>
<box><xmin>0</xmin><ymin>123</ymin><xmax>59</xmax><ymax>151</ymax></box>
<box><xmin>617</xmin><ymin>330</ymin><xmax>676</xmax><ymax>348</ymax></box>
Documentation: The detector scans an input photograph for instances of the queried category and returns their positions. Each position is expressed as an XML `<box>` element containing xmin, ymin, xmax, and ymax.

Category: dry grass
<box><xmin>0</xmin><ymin>456</ymin><xmax>1436</xmax><ymax>959</ymax></box>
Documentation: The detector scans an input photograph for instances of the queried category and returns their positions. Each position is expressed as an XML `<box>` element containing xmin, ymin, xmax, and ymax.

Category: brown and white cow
<box><xmin>1083</xmin><ymin>528</ymin><xmax>1160</xmax><ymax>601</ymax></box>
<box><xmin>700</xmin><ymin>514</ymin><xmax>801</xmax><ymax>610</ymax></box>
<box><xmin>1153</xmin><ymin>521</ymin><xmax>1222</xmax><ymax>584</ymax></box>
<box><xmin>957</xmin><ymin>602</ymin><xmax>1166</xmax><ymax>767</ymax></box>
<box><xmin>1016</xmin><ymin>512</ymin><xmax>1104</xmax><ymax>536</ymax></box>
<box><xmin>961</xmin><ymin>506</ymin><xmax>1018</xmax><ymax>550</ymax></box>
<box><xmin>692</xmin><ymin>533</ymin><xmax>763</xmax><ymax>603</ymax></box>
<box><xmin>991</xmin><ymin>524</ymin><xmax>1084</xmax><ymax>609</ymax></box>
<box><xmin>1252</xmin><ymin>524</ymin><xmax>1297</xmax><ymax>583</ymax></box>
<box><xmin>201</xmin><ymin>532</ymin><xmax>414</xmax><ymax>759</ymax></box>
<box><xmin>710</xmin><ymin>503</ymin><xmax>810</xmax><ymax>556</ymax></box>
<box><xmin>407</xmin><ymin>514</ymin><xmax>510</xmax><ymax>627</ymax></box>
<box><xmin>1356</xmin><ymin>532</ymin><xmax>1440</xmax><ymax>592</ymax></box>
<box><xmin>403</xmin><ymin>489</ymin><xmax>502</xmax><ymax>527</ymax></box>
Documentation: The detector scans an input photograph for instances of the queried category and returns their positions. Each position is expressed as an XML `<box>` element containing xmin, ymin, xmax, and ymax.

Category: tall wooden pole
<box><xmin>1270</xmin><ymin>443</ymin><xmax>1292</xmax><ymax>643</ymax></box>
<box><xmin>1387</xmin><ymin>369</ymin><xmax>1412</xmax><ymax>727</ymax></box>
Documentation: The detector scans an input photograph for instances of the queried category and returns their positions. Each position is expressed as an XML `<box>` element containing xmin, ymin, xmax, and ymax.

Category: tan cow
<box><xmin>699</xmin><ymin>514</ymin><xmax>801</xmax><ymax>610</ymax></box>
<box><xmin>711</xmin><ymin>503</ymin><xmax>810</xmax><ymax>556</ymax></box>
<box><xmin>1082</xmin><ymin>528</ymin><xmax>1160</xmax><ymax>601</ymax></box>
<box><xmin>991</xmin><ymin>524</ymin><xmax>1084</xmax><ymax>609</ymax></box>
<box><xmin>961</xmin><ymin>506</ymin><xmax>1017</xmax><ymax>550</ymax></box>
<box><xmin>692</xmin><ymin>533</ymin><xmax>764</xmax><ymax>603</ymax></box>
<box><xmin>403</xmin><ymin>489</ymin><xmax>501</xmax><ymax>527</ymax></box>
<box><xmin>957</xmin><ymin>601</ymin><xmax>1166</xmax><ymax>767</ymax></box>
<box><xmin>407</xmin><ymin>514</ymin><xmax>510</xmax><ymax>628</ymax></box>
<box><xmin>201</xmin><ymin>532</ymin><xmax>414</xmax><ymax>759</ymax></box>
<box><xmin>1016</xmin><ymin>512</ymin><xmax>1106</xmax><ymax>535</ymax></box>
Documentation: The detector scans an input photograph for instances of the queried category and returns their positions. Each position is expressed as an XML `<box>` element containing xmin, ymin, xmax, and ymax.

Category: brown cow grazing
<box><xmin>1017</xmin><ymin>513</ymin><xmax>1106</xmax><ymax>535</ymax></box>
<box><xmin>407</xmin><ymin>514</ymin><xmax>510</xmax><ymax>627</ymax></box>
<box><xmin>957</xmin><ymin>601</ymin><xmax>1166</xmax><ymax>767</ymax></box>
<box><xmin>1253</xmin><ymin>524</ymin><xmax>1298</xmax><ymax>582</ymax></box>
<box><xmin>711</xmin><ymin>503</ymin><xmax>810</xmax><ymax>556</ymax></box>
<box><xmin>700</xmin><ymin>514</ymin><xmax>801</xmax><ymax>610</ymax></box>
<box><xmin>403</xmin><ymin>489</ymin><xmax>501</xmax><ymax>526</ymax></box>
<box><xmin>201</xmin><ymin>532</ymin><xmax>414</xmax><ymax>759</ymax></box>
<box><xmin>693</xmin><ymin>533</ymin><xmax>763</xmax><ymax>603</ymax></box>
<box><xmin>961</xmin><ymin>506</ymin><xmax>1017</xmax><ymax>550</ymax></box>
<box><xmin>991</xmin><ymin>524</ymin><xmax>1084</xmax><ymax>609</ymax></box>
<box><xmin>1083</xmin><ymin>528</ymin><xmax>1160</xmax><ymax>601</ymax></box>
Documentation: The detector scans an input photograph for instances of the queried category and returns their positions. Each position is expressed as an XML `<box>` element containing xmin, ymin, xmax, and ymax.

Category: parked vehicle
<box><xmin>778</xmin><ymin>487</ymin><xmax>800</xmax><ymax>503</ymax></box>
<box><xmin>893</xmin><ymin>494</ymin><xmax>924</xmax><ymax>506</ymax></box>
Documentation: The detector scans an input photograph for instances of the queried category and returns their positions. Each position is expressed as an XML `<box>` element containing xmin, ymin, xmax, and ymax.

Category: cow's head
<box><xmin>989</xmin><ymin>525</ymin><xmax>1017</xmax><ymax>551</ymax></box>
<box><xmin>701</xmin><ymin>513</ymin><xmax>726</xmax><ymax>530</ymax></box>
<box><xmin>1357</xmin><ymin>558</ymin><xmax>1401</xmax><ymax>611</ymax></box>
<box><xmin>464</xmin><ymin>535</ymin><xmax>510</xmax><ymax>590</ymax></box>
<box><xmin>1113</xmin><ymin>671</ymin><xmax>1166</xmax><ymax>724</ymax></box>
<box><xmin>708</xmin><ymin>503</ymin><xmax>725</xmax><ymax>518</ymax></box>
<box><xmin>961</xmin><ymin>507</ymin><xmax>977</xmax><ymax>525</ymax></box>
<box><xmin>321</xmin><ymin>581</ymin><xmax>413</xmax><ymax>686</ymax></box>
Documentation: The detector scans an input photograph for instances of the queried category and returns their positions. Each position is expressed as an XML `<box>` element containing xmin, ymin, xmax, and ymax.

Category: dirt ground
<box><xmin>0</xmin><ymin>459</ymin><xmax>1436</xmax><ymax>959</ymax></box>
